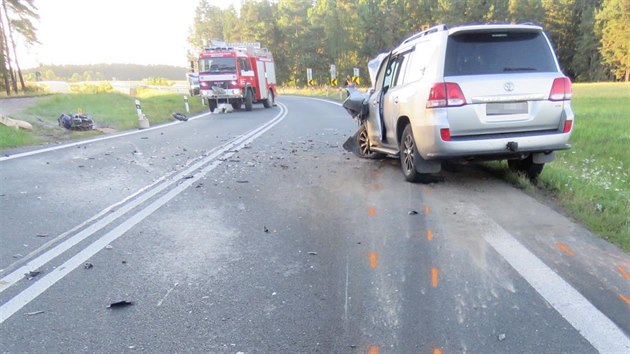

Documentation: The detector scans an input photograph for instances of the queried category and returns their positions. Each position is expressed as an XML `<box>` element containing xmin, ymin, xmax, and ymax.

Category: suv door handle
<box><xmin>394</xmin><ymin>96</ymin><xmax>399</xmax><ymax>104</ymax></box>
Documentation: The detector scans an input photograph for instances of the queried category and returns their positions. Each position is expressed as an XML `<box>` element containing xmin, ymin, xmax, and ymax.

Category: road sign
<box><xmin>307</xmin><ymin>68</ymin><xmax>313</xmax><ymax>83</ymax></box>
<box><xmin>330</xmin><ymin>64</ymin><xmax>337</xmax><ymax>79</ymax></box>
<box><xmin>331</xmin><ymin>78</ymin><xmax>338</xmax><ymax>86</ymax></box>
<box><xmin>353</xmin><ymin>68</ymin><xmax>360</xmax><ymax>77</ymax></box>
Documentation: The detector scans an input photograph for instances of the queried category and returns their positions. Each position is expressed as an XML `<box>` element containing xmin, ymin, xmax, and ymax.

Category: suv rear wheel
<box><xmin>508</xmin><ymin>155</ymin><xmax>544</xmax><ymax>179</ymax></box>
<box><xmin>400</xmin><ymin>124</ymin><xmax>424</xmax><ymax>182</ymax></box>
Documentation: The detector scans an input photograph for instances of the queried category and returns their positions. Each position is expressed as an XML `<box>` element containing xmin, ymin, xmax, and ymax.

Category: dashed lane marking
<box><xmin>427</xmin><ymin>229</ymin><xmax>433</xmax><ymax>241</ymax></box>
<box><xmin>431</xmin><ymin>267</ymin><xmax>439</xmax><ymax>288</ymax></box>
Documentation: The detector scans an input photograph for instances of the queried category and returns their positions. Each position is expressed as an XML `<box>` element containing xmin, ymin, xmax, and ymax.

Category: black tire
<box><xmin>262</xmin><ymin>89</ymin><xmax>273</xmax><ymax>108</ymax></box>
<box><xmin>244</xmin><ymin>89</ymin><xmax>253</xmax><ymax>111</ymax></box>
<box><xmin>209</xmin><ymin>99</ymin><xmax>217</xmax><ymax>112</ymax></box>
<box><xmin>356</xmin><ymin>123</ymin><xmax>385</xmax><ymax>159</ymax></box>
<box><xmin>231</xmin><ymin>100</ymin><xmax>242</xmax><ymax>110</ymax></box>
<box><xmin>508</xmin><ymin>155</ymin><xmax>544</xmax><ymax>179</ymax></box>
<box><xmin>399</xmin><ymin>124</ymin><xmax>423</xmax><ymax>183</ymax></box>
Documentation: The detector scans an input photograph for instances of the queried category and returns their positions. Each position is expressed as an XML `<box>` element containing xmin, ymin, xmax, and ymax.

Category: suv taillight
<box><xmin>427</xmin><ymin>83</ymin><xmax>466</xmax><ymax>108</ymax></box>
<box><xmin>549</xmin><ymin>77</ymin><xmax>572</xmax><ymax>101</ymax></box>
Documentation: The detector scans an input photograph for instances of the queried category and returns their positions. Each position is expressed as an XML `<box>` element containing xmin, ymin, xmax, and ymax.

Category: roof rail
<box><xmin>401</xmin><ymin>24</ymin><xmax>447</xmax><ymax>45</ymax></box>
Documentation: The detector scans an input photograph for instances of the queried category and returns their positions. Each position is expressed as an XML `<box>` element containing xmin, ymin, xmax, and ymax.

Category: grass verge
<box><xmin>486</xmin><ymin>82</ymin><xmax>629</xmax><ymax>252</ymax></box>
<box><xmin>1</xmin><ymin>90</ymin><xmax>208</xmax><ymax>150</ymax></box>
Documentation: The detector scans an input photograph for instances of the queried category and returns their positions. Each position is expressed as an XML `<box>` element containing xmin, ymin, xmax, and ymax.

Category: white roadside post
<box><xmin>136</xmin><ymin>99</ymin><xmax>150</xmax><ymax>129</ymax></box>
<box><xmin>184</xmin><ymin>96</ymin><xmax>190</xmax><ymax>113</ymax></box>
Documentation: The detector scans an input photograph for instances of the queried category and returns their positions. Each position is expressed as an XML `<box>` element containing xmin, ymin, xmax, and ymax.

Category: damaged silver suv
<box><xmin>345</xmin><ymin>24</ymin><xmax>574</xmax><ymax>182</ymax></box>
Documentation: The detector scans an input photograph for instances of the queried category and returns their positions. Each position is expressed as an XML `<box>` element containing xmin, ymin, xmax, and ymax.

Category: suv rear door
<box><xmin>442</xmin><ymin>28</ymin><xmax>567</xmax><ymax>137</ymax></box>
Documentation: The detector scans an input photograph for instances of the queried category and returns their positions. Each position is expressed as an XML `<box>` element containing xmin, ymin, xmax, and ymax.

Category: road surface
<box><xmin>1</xmin><ymin>96</ymin><xmax>629</xmax><ymax>353</ymax></box>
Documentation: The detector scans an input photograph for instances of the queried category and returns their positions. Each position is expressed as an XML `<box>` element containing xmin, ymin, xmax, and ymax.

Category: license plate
<box><xmin>486</xmin><ymin>102</ymin><xmax>528</xmax><ymax>115</ymax></box>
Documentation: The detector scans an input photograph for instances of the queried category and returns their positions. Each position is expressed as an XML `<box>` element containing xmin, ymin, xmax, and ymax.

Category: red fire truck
<box><xmin>197</xmin><ymin>41</ymin><xmax>277</xmax><ymax>112</ymax></box>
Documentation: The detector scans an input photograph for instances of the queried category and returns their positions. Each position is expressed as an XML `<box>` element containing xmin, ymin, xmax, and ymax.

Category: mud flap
<box><xmin>414</xmin><ymin>150</ymin><xmax>442</xmax><ymax>173</ymax></box>
<box><xmin>343</xmin><ymin>131</ymin><xmax>360</xmax><ymax>156</ymax></box>
<box><xmin>533</xmin><ymin>151</ymin><xmax>555</xmax><ymax>164</ymax></box>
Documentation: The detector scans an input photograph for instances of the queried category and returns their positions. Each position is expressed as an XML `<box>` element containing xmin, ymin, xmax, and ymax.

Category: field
<box><xmin>0</xmin><ymin>89</ymin><xmax>208</xmax><ymax>149</ymax></box>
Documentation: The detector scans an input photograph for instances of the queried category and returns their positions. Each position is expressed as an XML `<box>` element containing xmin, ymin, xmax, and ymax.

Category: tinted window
<box><xmin>444</xmin><ymin>31</ymin><xmax>557</xmax><ymax>76</ymax></box>
<box><xmin>199</xmin><ymin>57</ymin><xmax>236</xmax><ymax>73</ymax></box>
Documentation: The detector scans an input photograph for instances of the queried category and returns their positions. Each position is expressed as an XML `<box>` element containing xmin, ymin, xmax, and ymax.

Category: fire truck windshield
<box><xmin>199</xmin><ymin>57</ymin><xmax>236</xmax><ymax>73</ymax></box>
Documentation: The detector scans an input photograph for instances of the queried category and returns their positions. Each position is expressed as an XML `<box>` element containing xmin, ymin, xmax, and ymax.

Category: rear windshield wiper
<box><xmin>503</xmin><ymin>67</ymin><xmax>536</xmax><ymax>72</ymax></box>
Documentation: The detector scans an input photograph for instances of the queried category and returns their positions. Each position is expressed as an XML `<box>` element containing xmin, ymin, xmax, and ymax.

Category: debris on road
<box><xmin>183</xmin><ymin>175</ymin><xmax>194</xmax><ymax>180</ymax></box>
<box><xmin>26</xmin><ymin>311</ymin><xmax>45</xmax><ymax>316</ymax></box>
<box><xmin>25</xmin><ymin>270</ymin><xmax>41</xmax><ymax>280</ymax></box>
<box><xmin>408</xmin><ymin>210</ymin><xmax>419</xmax><ymax>215</ymax></box>
<box><xmin>307</xmin><ymin>252</ymin><xmax>318</xmax><ymax>255</ymax></box>
<box><xmin>263</xmin><ymin>226</ymin><xmax>269</xmax><ymax>233</ymax></box>
<box><xmin>172</xmin><ymin>112</ymin><xmax>188</xmax><ymax>122</ymax></box>
<box><xmin>58</xmin><ymin>113</ymin><xmax>94</xmax><ymax>131</ymax></box>
<box><xmin>13</xmin><ymin>254</ymin><xmax>23</xmax><ymax>259</ymax></box>
<box><xmin>236</xmin><ymin>180</ymin><xmax>249</xmax><ymax>183</ymax></box>
<box><xmin>84</xmin><ymin>262</ymin><xmax>94</xmax><ymax>269</ymax></box>
<box><xmin>107</xmin><ymin>300</ymin><xmax>134</xmax><ymax>309</ymax></box>
<box><xmin>105</xmin><ymin>245</ymin><xmax>113</xmax><ymax>250</ymax></box>
<box><xmin>498</xmin><ymin>333</ymin><xmax>506</xmax><ymax>341</ymax></box>
<box><xmin>36</xmin><ymin>233</ymin><xmax>49</xmax><ymax>238</ymax></box>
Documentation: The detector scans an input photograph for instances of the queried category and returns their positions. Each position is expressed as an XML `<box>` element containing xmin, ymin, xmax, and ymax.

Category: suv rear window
<box><xmin>444</xmin><ymin>31</ymin><xmax>557</xmax><ymax>76</ymax></box>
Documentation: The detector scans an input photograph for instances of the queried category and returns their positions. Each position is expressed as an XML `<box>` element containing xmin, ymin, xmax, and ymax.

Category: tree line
<box><xmin>21</xmin><ymin>64</ymin><xmax>188</xmax><ymax>82</ymax></box>
<box><xmin>188</xmin><ymin>0</ymin><xmax>629</xmax><ymax>85</ymax></box>
<box><xmin>0</xmin><ymin>0</ymin><xmax>37</xmax><ymax>95</ymax></box>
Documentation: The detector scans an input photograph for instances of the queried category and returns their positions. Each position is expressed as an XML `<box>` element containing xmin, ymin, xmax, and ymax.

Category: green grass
<box><xmin>1</xmin><ymin>91</ymin><xmax>208</xmax><ymax>148</ymax></box>
<box><xmin>487</xmin><ymin>82</ymin><xmax>629</xmax><ymax>252</ymax></box>
<box><xmin>0</xmin><ymin>124</ymin><xmax>35</xmax><ymax>149</ymax></box>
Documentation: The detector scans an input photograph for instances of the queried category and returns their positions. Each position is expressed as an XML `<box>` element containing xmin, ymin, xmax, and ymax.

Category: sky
<box><xmin>17</xmin><ymin>0</ymin><xmax>242</xmax><ymax>69</ymax></box>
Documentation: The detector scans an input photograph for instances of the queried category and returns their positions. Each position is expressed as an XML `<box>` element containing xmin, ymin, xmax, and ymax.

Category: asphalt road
<box><xmin>1</xmin><ymin>96</ymin><xmax>629</xmax><ymax>353</ymax></box>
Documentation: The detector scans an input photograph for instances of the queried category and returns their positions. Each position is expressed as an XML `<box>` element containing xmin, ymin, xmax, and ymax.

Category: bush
<box><xmin>145</xmin><ymin>77</ymin><xmax>173</xmax><ymax>86</ymax></box>
<box><xmin>70</xmin><ymin>83</ymin><xmax>114</xmax><ymax>94</ymax></box>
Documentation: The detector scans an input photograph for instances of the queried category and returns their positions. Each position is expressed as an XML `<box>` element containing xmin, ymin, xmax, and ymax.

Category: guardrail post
<box><xmin>184</xmin><ymin>96</ymin><xmax>190</xmax><ymax>113</ymax></box>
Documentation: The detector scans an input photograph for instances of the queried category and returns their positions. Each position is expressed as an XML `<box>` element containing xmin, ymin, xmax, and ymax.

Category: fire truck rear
<box><xmin>198</xmin><ymin>41</ymin><xmax>277</xmax><ymax>112</ymax></box>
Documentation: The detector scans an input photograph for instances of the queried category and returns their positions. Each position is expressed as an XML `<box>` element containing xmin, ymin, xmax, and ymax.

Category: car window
<box><xmin>394</xmin><ymin>52</ymin><xmax>411</xmax><ymax>87</ymax></box>
<box><xmin>444</xmin><ymin>31</ymin><xmax>557</xmax><ymax>76</ymax></box>
<box><xmin>383</xmin><ymin>56</ymin><xmax>399</xmax><ymax>89</ymax></box>
<box><xmin>374</xmin><ymin>54</ymin><xmax>391</xmax><ymax>90</ymax></box>
<box><xmin>404</xmin><ymin>40</ymin><xmax>434</xmax><ymax>84</ymax></box>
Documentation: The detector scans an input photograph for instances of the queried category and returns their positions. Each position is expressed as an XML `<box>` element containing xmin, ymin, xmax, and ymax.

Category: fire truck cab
<box><xmin>198</xmin><ymin>41</ymin><xmax>277</xmax><ymax>112</ymax></box>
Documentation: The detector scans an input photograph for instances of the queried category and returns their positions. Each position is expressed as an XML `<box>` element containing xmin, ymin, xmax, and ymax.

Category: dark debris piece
<box><xmin>107</xmin><ymin>301</ymin><xmax>134</xmax><ymax>309</ymax></box>
<box><xmin>408</xmin><ymin>210</ymin><xmax>419</xmax><ymax>215</ymax></box>
<box><xmin>172</xmin><ymin>112</ymin><xmax>188</xmax><ymax>121</ymax></box>
<box><xmin>25</xmin><ymin>270</ymin><xmax>41</xmax><ymax>280</ymax></box>
<box><xmin>263</xmin><ymin>226</ymin><xmax>269</xmax><ymax>233</ymax></box>
<box><xmin>84</xmin><ymin>262</ymin><xmax>94</xmax><ymax>269</ymax></box>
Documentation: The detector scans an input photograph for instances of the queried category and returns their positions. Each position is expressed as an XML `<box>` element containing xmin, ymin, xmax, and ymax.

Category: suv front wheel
<box><xmin>400</xmin><ymin>124</ymin><xmax>424</xmax><ymax>182</ymax></box>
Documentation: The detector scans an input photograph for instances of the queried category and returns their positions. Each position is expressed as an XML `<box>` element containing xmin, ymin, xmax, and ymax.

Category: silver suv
<box><xmin>353</xmin><ymin>24</ymin><xmax>573</xmax><ymax>182</ymax></box>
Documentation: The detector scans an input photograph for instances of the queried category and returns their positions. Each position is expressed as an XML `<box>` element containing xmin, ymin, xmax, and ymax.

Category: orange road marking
<box><xmin>619</xmin><ymin>294</ymin><xmax>630</xmax><ymax>307</ymax></box>
<box><xmin>431</xmin><ymin>267</ymin><xmax>439</xmax><ymax>287</ymax></box>
<box><xmin>368</xmin><ymin>345</ymin><xmax>379</xmax><ymax>354</ymax></box>
<box><xmin>424</xmin><ymin>206</ymin><xmax>430</xmax><ymax>215</ymax></box>
<box><xmin>434</xmin><ymin>348</ymin><xmax>442</xmax><ymax>354</ymax></box>
<box><xmin>427</xmin><ymin>229</ymin><xmax>433</xmax><ymax>241</ymax></box>
<box><xmin>369</xmin><ymin>251</ymin><xmax>378</xmax><ymax>269</ymax></box>
<box><xmin>554</xmin><ymin>242</ymin><xmax>575</xmax><ymax>256</ymax></box>
<box><xmin>368</xmin><ymin>207</ymin><xmax>376</xmax><ymax>217</ymax></box>
<box><xmin>617</xmin><ymin>265</ymin><xmax>630</xmax><ymax>281</ymax></box>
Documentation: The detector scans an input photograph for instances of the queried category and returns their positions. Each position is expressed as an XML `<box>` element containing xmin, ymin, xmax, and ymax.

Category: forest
<box><xmin>1</xmin><ymin>0</ymin><xmax>629</xmax><ymax>95</ymax></box>
<box><xmin>187</xmin><ymin>0</ymin><xmax>629</xmax><ymax>86</ymax></box>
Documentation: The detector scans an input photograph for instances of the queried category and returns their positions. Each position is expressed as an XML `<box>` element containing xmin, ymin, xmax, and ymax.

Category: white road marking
<box><xmin>0</xmin><ymin>111</ymin><xmax>211</xmax><ymax>162</ymax></box>
<box><xmin>0</xmin><ymin>104</ymin><xmax>288</xmax><ymax>324</ymax></box>
<box><xmin>460</xmin><ymin>203</ymin><xmax>630</xmax><ymax>353</ymax></box>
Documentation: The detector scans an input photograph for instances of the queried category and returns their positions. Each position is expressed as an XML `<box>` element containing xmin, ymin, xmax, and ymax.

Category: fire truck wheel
<box><xmin>231</xmin><ymin>101</ymin><xmax>242</xmax><ymax>110</ymax></box>
<box><xmin>209</xmin><ymin>100</ymin><xmax>217</xmax><ymax>112</ymax></box>
<box><xmin>263</xmin><ymin>90</ymin><xmax>274</xmax><ymax>108</ymax></box>
<box><xmin>244</xmin><ymin>89</ymin><xmax>253</xmax><ymax>111</ymax></box>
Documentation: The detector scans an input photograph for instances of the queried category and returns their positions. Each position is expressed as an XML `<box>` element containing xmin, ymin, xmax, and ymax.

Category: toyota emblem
<box><xmin>504</xmin><ymin>82</ymin><xmax>515</xmax><ymax>92</ymax></box>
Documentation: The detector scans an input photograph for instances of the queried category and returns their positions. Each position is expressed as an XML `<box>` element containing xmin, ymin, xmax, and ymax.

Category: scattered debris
<box><xmin>25</xmin><ymin>270</ymin><xmax>41</xmax><ymax>280</ymax></box>
<box><xmin>26</xmin><ymin>311</ymin><xmax>45</xmax><ymax>316</ymax></box>
<box><xmin>13</xmin><ymin>254</ymin><xmax>23</xmax><ymax>259</ymax></box>
<box><xmin>107</xmin><ymin>300</ymin><xmax>134</xmax><ymax>309</ymax></box>
<box><xmin>307</xmin><ymin>252</ymin><xmax>318</xmax><ymax>255</ymax></box>
<box><xmin>84</xmin><ymin>262</ymin><xmax>94</xmax><ymax>269</ymax></box>
<box><xmin>236</xmin><ymin>180</ymin><xmax>249</xmax><ymax>184</ymax></box>
<box><xmin>183</xmin><ymin>175</ymin><xmax>194</xmax><ymax>180</ymax></box>
<box><xmin>195</xmin><ymin>183</ymin><xmax>204</xmax><ymax>188</ymax></box>
<box><xmin>141</xmin><ymin>137</ymin><xmax>149</xmax><ymax>139</ymax></box>
<box><xmin>58</xmin><ymin>113</ymin><xmax>94</xmax><ymax>130</ymax></box>
<box><xmin>172</xmin><ymin>112</ymin><xmax>188</xmax><ymax>122</ymax></box>
<box><xmin>36</xmin><ymin>233</ymin><xmax>49</xmax><ymax>238</ymax></box>
<box><xmin>105</xmin><ymin>245</ymin><xmax>113</xmax><ymax>250</ymax></box>
<box><xmin>408</xmin><ymin>210</ymin><xmax>419</xmax><ymax>215</ymax></box>
<box><xmin>498</xmin><ymin>333</ymin><xmax>506</xmax><ymax>341</ymax></box>
<box><xmin>263</xmin><ymin>226</ymin><xmax>269</xmax><ymax>233</ymax></box>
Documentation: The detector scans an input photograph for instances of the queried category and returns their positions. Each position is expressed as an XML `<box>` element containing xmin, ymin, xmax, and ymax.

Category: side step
<box><xmin>371</xmin><ymin>146</ymin><xmax>399</xmax><ymax>157</ymax></box>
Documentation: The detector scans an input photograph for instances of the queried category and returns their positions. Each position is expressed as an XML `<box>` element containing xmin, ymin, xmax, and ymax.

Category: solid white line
<box><xmin>461</xmin><ymin>204</ymin><xmax>630</xmax><ymax>353</ymax></box>
<box><xmin>0</xmin><ymin>104</ymin><xmax>288</xmax><ymax>324</ymax></box>
<box><xmin>0</xmin><ymin>103</ymin><xmax>288</xmax><ymax>324</ymax></box>
<box><xmin>0</xmin><ymin>111</ymin><xmax>212</xmax><ymax>162</ymax></box>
